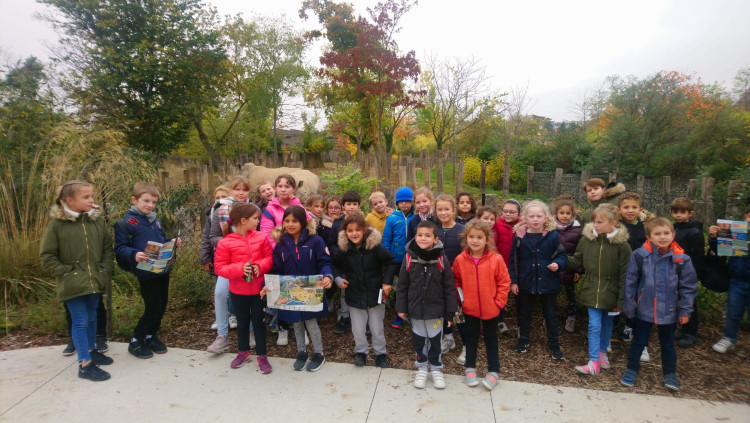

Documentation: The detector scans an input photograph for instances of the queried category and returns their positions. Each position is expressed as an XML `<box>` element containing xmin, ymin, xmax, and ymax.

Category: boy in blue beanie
<box><xmin>383</xmin><ymin>187</ymin><xmax>414</xmax><ymax>328</ymax></box>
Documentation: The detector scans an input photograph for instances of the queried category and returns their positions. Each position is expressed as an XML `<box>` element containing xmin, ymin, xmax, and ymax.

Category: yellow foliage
<box><xmin>462</xmin><ymin>155</ymin><xmax>506</xmax><ymax>188</ymax></box>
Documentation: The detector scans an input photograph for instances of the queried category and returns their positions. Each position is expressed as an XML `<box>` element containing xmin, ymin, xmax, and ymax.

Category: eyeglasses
<box><xmin>502</xmin><ymin>210</ymin><xmax>518</xmax><ymax>214</ymax></box>
<box><xmin>328</xmin><ymin>206</ymin><xmax>341</xmax><ymax>211</ymax></box>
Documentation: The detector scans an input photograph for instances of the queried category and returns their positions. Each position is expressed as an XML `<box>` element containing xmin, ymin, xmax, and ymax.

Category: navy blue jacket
<box><xmin>271</xmin><ymin>229</ymin><xmax>333</xmax><ymax>323</ymax></box>
<box><xmin>114</xmin><ymin>208</ymin><xmax>170</xmax><ymax>282</ymax></box>
<box><xmin>439</xmin><ymin>223</ymin><xmax>465</xmax><ymax>265</ymax></box>
<box><xmin>509</xmin><ymin>224</ymin><xmax>567</xmax><ymax>294</ymax></box>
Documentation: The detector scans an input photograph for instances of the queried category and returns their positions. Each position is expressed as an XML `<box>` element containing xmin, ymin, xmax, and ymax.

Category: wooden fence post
<box><xmin>609</xmin><ymin>172</ymin><xmax>617</xmax><ymax>183</ymax></box>
<box><xmin>526</xmin><ymin>166</ymin><xmax>534</xmax><ymax>197</ymax></box>
<box><xmin>661</xmin><ymin>176</ymin><xmax>672</xmax><ymax>217</ymax></box>
<box><xmin>554</xmin><ymin>168</ymin><xmax>563</xmax><ymax>197</ymax></box>
<box><xmin>399</xmin><ymin>164</ymin><xmax>407</xmax><ymax>187</ymax></box>
<box><xmin>687</xmin><ymin>179</ymin><xmax>698</xmax><ymax>201</ymax></box>
<box><xmin>726</xmin><ymin>180</ymin><xmax>743</xmax><ymax>218</ymax></box>
<box><xmin>701</xmin><ymin>177</ymin><xmax>716</xmax><ymax>226</ymax></box>
<box><xmin>424</xmin><ymin>154</ymin><xmax>431</xmax><ymax>189</ymax></box>
<box><xmin>408</xmin><ymin>158</ymin><xmax>417</xmax><ymax>189</ymax></box>
<box><xmin>636</xmin><ymin>175</ymin><xmax>645</xmax><ymax>198</ymax></box>
<box><xmin>456</xmin><ymin>161</ymin><xmax>465</xmax><ymax>194</ymax></box>
<box><xmin>579</xmin><ymin>170</ymin><xmax>590</xmax><ymax>203</ymax></box>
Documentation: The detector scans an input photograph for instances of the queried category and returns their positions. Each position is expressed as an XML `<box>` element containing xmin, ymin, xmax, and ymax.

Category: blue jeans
<box><xmin>627</xmin><ymin>318</ymin><xmax>676</xmax><ymax>376</ymax></box>
<box><xmin>214</xmin><ymin>276</ymin><xmax>244</xmax><ymax>336</ymax></box>
<box><xmin>65</xmin><ymin>293</ymin><xmax>101</xmax><ymax>363</ymax></box>
<box><xmin>587</xmin><ymin>307</ymin><xmax>613</xmax><ymax>362</ymax></box>
<box><xmin>724</xmin><ymin>279</ymin><xmax>750</xmax><ymax>342</ymax></box>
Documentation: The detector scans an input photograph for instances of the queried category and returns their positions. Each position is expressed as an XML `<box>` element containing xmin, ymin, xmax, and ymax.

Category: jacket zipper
<box><xmin>474</xmin><ymin>260</ymin><xmax>483</xmax><ymax>317</ymax></box>
<box><xmin>81</xmin><ymin>218</ymin><xmax>95</xmax><ymax>292</ymax></box>
<box><xmin>596</xmin><ymin>236</ymin><xmax>603</xmax><ymax>309</ymax></box>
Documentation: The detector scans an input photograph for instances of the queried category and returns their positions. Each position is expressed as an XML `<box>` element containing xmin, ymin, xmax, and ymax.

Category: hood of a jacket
<box><xmin>603</xmin><ymin>182</ymin><xmax>626</xmax><ymax>199</ymax></box>
<box><xmin>554</xmin><ymin>217</ymin><xmax>581</xmax><ymax>231</ymax></box>
<box><xmin>338</xmin><ymin>227</ymin><xmax>382</xmax><ymax>252</ymax></box>
<box><xmin>582</xmin><ymin>222</ymin><xmax>630</xmax><ymax>244</ymax></box>
<box><xmin>272</xmin><ymin>217</ymin><xmax>317</xmax><ymax>244</ymax></box>
<box><xmin>49</xmin><ymin>204</ymin><xmax>102</xmax><ymax>221</ymax></box>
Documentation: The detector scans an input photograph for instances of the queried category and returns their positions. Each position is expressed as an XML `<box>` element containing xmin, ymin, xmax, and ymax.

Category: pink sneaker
<box><xmin>231</xmin><ymin>350</ymin><xmax>251</xmax><ymax>369</ymax></box>
<box><xmin>575</xmin><ymin>360</ymin><xmax>600</xmax><ymax>375</ymax></box>
<box><xmin>257</xmin><ymin>354</ymin><xmax>272</xmax><ymax>374</ymax></box>
<box><xmin>599</xmin><ymin>351</ymin><xmax>611</xmax><ymax>370</ymax></box>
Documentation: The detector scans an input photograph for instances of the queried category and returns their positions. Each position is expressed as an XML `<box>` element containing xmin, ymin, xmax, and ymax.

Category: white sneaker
<box><xmin>277</xmin><ymin>328</ymin><xmax>289</xmax><ymax>346</ymax></box>
<box><xmin>441</xmin><ymin>336</ymin><xmax>456</xmax><ymax>353</ymax></box>
<box><xmin>498</xmin><ymin>321</ymin><xmax>510</xmax><ymax>335</ymax></box>
<box><xmin>210</xmin><ymin>321</ymin><xmax>218</xmax><ymax>330</ymax></box>
<box><xmin>640</xmin><ymin>346</ymin><xmax>650</xmax><ymax>362</ymax></box>
<box><xmin>249</xmin><ymin>330</ymin><xmax>256</xmax><ymax>350</ymax></box>
<box><xmin>228</xmin><ymin>315</ymin><xmax>238</xmax><ymax>330</ymax></box>
<box><xmin>413</xmin><ymin>369</ymin><xmax>428</xmax><ymax>389</ymax></box>
<box><xmin>207</xmin><ymin>335</ymin><xmax>229</xmax><ymax>354</ymax></box>
<box><xmin>431</xmin><ymin>370</ymin><xmax>446</xmax><ymax>389</ymax></box>
<box><xmin>456</xmin><ymin>346</ymin><xmax>466</xmax><ymax>365</ymax></box>
<box><xmin>712</xmin><ymin>337</ymin><xmax>735</xmax><ymax>353</ymax></box>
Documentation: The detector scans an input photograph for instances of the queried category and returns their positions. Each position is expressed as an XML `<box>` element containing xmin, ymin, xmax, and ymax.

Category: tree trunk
<box><xmin>436</xmin><ymin>149</ymin><xmax>444</xmax><ymax>193</ymax></box>
<box><xmin>273</xmin><ymin>106</ymin><xmax>279</xmax><ymax>168</ymax></box>
<box><xmin>503</xmin><ymin>155</ymin><xmax>511</xmax><ymax>197</ymax></box>
<box><xmin>194</xmin><ymin>118</ymin><xmax>222</xmax><ymax>170</ymax></box>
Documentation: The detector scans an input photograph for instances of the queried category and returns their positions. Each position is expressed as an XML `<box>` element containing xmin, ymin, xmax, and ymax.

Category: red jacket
<box><xmin>214</xmin><ymin>230</ymin><xmax>274</xmax><ymax>295</ymax></box>
<box><xmin>493</xmin><ymin>218</ymin><xmax>517</xmax><ymax>265</ymax></box>
<box><xmin>452</xmin><ymin>249</ymin><xmax>511</xmax><ymax>320</ymax></box>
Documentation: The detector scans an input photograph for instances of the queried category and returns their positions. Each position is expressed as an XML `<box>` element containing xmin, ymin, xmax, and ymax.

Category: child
<box><xmin>509</xmin><ymin>200</ymin><xmax>567</xmax><ymax>359</ymax></box>
<box><xmin>271</xmin><ymin>206</ymin><xmax>334</xmax><ymax>372</ymax></box>
<box><xmin>383</xmin><ymin>186</ymin><xmax>414</xmax><ymax>328</ymax></box>
<box><xmin>397</xmin><ymin>220</ymin><xmax>458</xmax><ymax>389</ymax></box>
<box><xmin>493</xmin><ymin>199</ymin><xmax>522</xmax><ymax>337</ymax></box>
<box><xmin>620</xmin><ymin>217</ymin><xmax>697</xmax><ymax>392</ymax></box>
<box><xmin>551</xmin><ymin>195</ymin><xmax>583</xmax><ymax>333</ymax></box>
<box><xmin>260</xmin><ymin>174</ymin><xmax>307</xmax><ymax>248</ymax></box>
<box><xmin>206</xmin><ymin>176</ymin><xmax>252</xmax><ymax>353</ymax></box>
<box><xmin>255</xmin><ymin>181</ymin><xmax>275</xmax><ymax>217</ymax></box>
<box><xmin>406</xmin><ymin>187</ymin><xmax>438</xmax><ymax>243</ymax></box>
<box><xmin>365</xmin><ymin>191</ymin><xmax>391</xmax><ymax>234</ymax></box>
<box><xmin>580</xmin><ymin>179</ymin><xmax>626</xmax><ymax>224</ymax></box>
<box><xmin>214</xmin><ymin>203</ymin><xmax>274</xmax><ymax>372</ymax></box>
<box><xmin>476</xmin><ymin>206</ymin><xmax>497</xmax><ymax>227</ymax></box>
<box><xmin>333</xmin><ymin>214</ymin><xmax>397</xmax><ymax>368</ymax></box>
<box><xmin>452</xmin><ymin>220</ymin><xmax>511</xmax><ymax>391</ymax></box>
<box><xmin>305</xmin><ymin>194</ymin><xmax>325</xmax><ymax>224</ymax></box>
<box><xmin>567</xmin><ymin>203</ymin><xmax>631</xmax><ymax>375</ymax></box>
<box><xmin>434</xmin><ymin>194</ymin><xmax>465</xmax><ymax>355</ymax></box>
<box><xmin>200</xmin><ymin>185</ymin><xmax>232</xmax><ymax>334</ymax></box>
<box><xmin>318</xmin><ymin>196</ymin><xmax>343</xmax><ymax>251</ymax></box>
<box><xmin>41</xmin><ymin>180</ymin><xmax>114</xmax><ymax>381</ymax></box>
<box><xmin>115</xmin><ymin>182</ymin><xmax>181</xmax><ymax>360</ymax></box>
<box><xmin>330</xmin><ymin>190</ymin><xmax>363</xmax><ymax>335</ymax></box>
<box><xmin>710</xmin><ymin>205</ymin><xmax>750</xmax><ymax>354</ymax></box>
<box><xmin>455</xmin><ymin>192</ymin><xmax>477</xmax><ymax>225</ymax></box>
<box><xmin>670</xmin><ymin>197</ymin><xmax>706</xmax><ymax>348</ymax></box>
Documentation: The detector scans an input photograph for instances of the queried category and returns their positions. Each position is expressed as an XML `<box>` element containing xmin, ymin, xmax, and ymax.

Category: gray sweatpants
<box><xmin>338</xmin><ymin>289</ymin><xmax>350</xmax><ymax>318</ymax></box>
<box><xmin>350</xmin><ymin>305</ymin><xmax>386</xmax><ymax>355</ymax></box>
<box><xmin>410</xmin><ymin>318</ymin><xmax>444</xmax><ymax>370</ymax></box>
<box><xmin>293</xmin><ymin>319</ymin><xmax>323</xmax><ymax>355</ymax></box>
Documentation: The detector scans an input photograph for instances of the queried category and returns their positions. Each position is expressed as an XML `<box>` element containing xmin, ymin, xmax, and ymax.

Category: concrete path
<box><xmin>1</xmin><ymin>343</ymin><xmax>747</xmax><ymax>423</ymax></box>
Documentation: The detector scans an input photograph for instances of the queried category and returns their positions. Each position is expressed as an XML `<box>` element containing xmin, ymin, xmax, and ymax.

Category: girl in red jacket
<box><xmin>492</xmin><ymin>199</ymin><xmax>522</xmax><ymax>336</ymax></box>
<box><xmin>214</xmin><ymin>203</ymin><xmax>274</xmax><ymax>373</ymax></box>
<box><xmin>452</xmin><ymin>220</ymin><xmax>511</xmax><ymax>391</ymax></box>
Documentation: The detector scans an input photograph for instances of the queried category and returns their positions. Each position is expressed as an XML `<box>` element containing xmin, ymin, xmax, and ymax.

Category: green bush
<box><xmin>320</xmin><ymin>164</ymin><xmax>381</xmax><ymax>201</ymax></box>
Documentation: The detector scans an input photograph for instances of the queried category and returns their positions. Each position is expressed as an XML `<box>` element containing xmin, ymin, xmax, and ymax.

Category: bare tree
<box><xmin>498</xmin><ymin>84</ymin><xmax>534</xmax><ymax>197</ymax></box>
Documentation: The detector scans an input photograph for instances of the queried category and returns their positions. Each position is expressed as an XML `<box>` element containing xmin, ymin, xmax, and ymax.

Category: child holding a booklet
<box><xmin>115</xmin><ymin>182</ymin><xmax>181</xmax><ymax>359</ymax></box>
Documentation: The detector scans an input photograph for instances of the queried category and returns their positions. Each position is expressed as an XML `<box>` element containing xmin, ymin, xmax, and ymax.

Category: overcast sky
<box><xmin>2</xmin><ymin>0</ymin><xmax>749</xmax><ymax>122</ymax></box>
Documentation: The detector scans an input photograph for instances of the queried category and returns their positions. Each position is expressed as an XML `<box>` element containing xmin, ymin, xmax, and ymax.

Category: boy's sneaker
<box><xmin>391</xmin><ymin>316</ymin><xmax>404</xmax><ymax>329</ymax></box>
<box><xmin>277</xmin><ymin>328</ymin><xmax>289</xmax><ymax>346</ymax></box>
<box><xmin>89</xmin><ymin>350</ymin><xmax>113</xmax><ymax>366</ymax></box>
<box><xmin>228</xmin><ymin>315</ymin><xmax>238</xmax><ymax>329</ymax></box>
<box><xmin>515</xmin><ymin>341</ymin><xmax>529</xmax><ymax>354</ymax></box>
<box><xmin>617</xmin><ymin>326</ymin><xmax>633</xmax><ymax>342</ymax></box>
<box><xmin>207</xmin><ymin>335</ymin><xmax>229</xmax><ymax>354</ymax></box>
<box><xmin>128</xmin><ymin>340</ymin><xmax>153</xmax><ymax>359</ymax></box>
<box><xmin>465</xmin><ymin>368</ymin><xmax>479</xmax><ymax>387</ymax></box>
<box><xmin>306</xmin><ymin>353</ymin><xmax>325</xmax><ymax>372</ymax></box>
<box><xmin>62</xmin><ymin>339</ymin><xmax>76</xmax><ymax>356</ymax></box>
<box><xmin>431</xmin><ymin>370</ymin><xmax>446</xmax><ymax>389</ymax></box>
<box><xmin>551</xmin><ymin>348</ymin><xmax>564</xmax><ymax>360</ymax></box>
<box><xmin>95</xmin><ymin>335</ymin><xmax>109</xmax><ymax>353</ymax></box>
<box><xmin>78</xmin><ymin>363</ymin><xmax>110</xmax><ymax>382</ymax></box>
<box><xmin>333</xmin><ymin>317</ymin><xmax>350</xmax><ymax>335</ymax></box>
<box><xmin>620</xmin><ymin>369</ymin><xmax>638</xmax><ymax>387</ymax></box>
<box><xmin>353</xmin><ymin>352</ymin><xmax>367</xmax><ymax>367</ymax></box>
<box><xmin>293</xmin><ymin>351</ymin><xmax>309</xmax><ymax>371</ymax></box>
<box><xmin>375</xmin><ymin>354</ymin><xmax>390</xmax><ymax>368</ymax></box>
<box><xmin>640</xmin><ymin>347</ymin><xmax>650</xmax><ymax>362</ymax></box>
<box><xmin>498</xmin><ymin>321</ymin><xmax>510</xmax><ymax>336</ymax></box>
<box><xmin>257</xmin><ymin>355</ymin><xmax>272</xmax><ymax>374</ymax></box>
<box><xmin>456</xmin><ymin>346</ymin><xmax>466</xmax><ymax>365</ymax></box>
<box><xmin>441</xmin><ymin>336</ymin><xmax>456</xmax><ymax>353</ymax></box>
<box><xmin>210</xmin><ymin>321</ymin><xmax>218</xmax><ymax>330</ymax></box>
<box><xmin>712</xmin><ymin>337</ymin><xmax>736</xmax><ymax>354</ymax></box>
<box><xmin>677</xmin><ymin>333</ymin><xmax>697</xmax><ymax>348</ymax></box>
<box><xmin>664</xmin><ymin>373</ymin><xmax>679</xmax><ymax>392</ymax></box>
<box><xmin>414</xmin><ymin>369</ymin><xmax>428</xmax><ymax>389</ymax></box>
<box><xmin>598</xmin><ymin>351</ymin><xmax>611</xmax><ymax>369</ymax></box>
<box><xmin>481</xmin><ymin>372</ymin><xmax>499</xmax><ymax>391</ymax></box>
<box><xmin>230</xmin><ymin>350</ymin><xmax>251</xmax><ymax>369</ymax></box>
<box><xmin>565</xmin><ymin>317</ymin><xmax>575</xmax><ymax>333</ymax></box>
<box><xmin>575</xmin><ymin>360</ymin><xmax>600</xmax><ymax>375</ymax></box>
<box><xmin>145</xmin><ymin>335</ymin><xmax>167</xmax><ymax>354</ymax></box>
<box><xmin>249</xmin><ymin>330</ymin><xmax>256</xmax><ymax>350</ymax></box>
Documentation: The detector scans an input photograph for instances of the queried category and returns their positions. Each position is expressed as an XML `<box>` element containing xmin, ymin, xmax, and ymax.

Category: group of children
<box><xmin>41</xmin><ymin>175</ymin><xmax>749</xmax><ymax>393</ymax></box>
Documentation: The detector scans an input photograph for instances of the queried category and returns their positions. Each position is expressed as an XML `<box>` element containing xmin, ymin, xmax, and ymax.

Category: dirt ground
<box><xmin>3</xmin><ymin>300</ymin><xmax>749</xmax><ymax>404</ymax></box>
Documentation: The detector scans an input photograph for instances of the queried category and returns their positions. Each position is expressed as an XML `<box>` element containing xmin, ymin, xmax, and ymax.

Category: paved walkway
<box><xmin>1</xmin><ymin>343</ymin><xmax>748</xmax><ymax>422</ymax></box>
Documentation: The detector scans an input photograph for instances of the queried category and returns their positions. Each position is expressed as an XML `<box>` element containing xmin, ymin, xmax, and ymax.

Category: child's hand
<box><xmin>574</xmin><ymin>273</ymin><xmax>581</xmax><ymax>282</ymax></box>
<box><xmin>708</xmin><ymin>225</ymin><xmax>719</xmax><ymax>239</ymax></box>
<box><xmin>340</xmin><ymin>279</ymin><xmax>349</xmax><ymax>288</ymax></box>
<box><xmin>679</xmin><ymin>315</ymin><xmax>689</xmax><ymax>325</ymax></box>
<box><xmin>260</xmin><ymin>286</ymin><xmax>268</xmax><ymax>299</ymax></box>
<box><xmin>243</xmin><ymin>262</ymin><xmax>252</xmax><ymax>276</ymax></box>
<box><xmin>547</xmin><ymin>263</ymin><xmax>559</xmax><ymax>272</ymax></box>
<box><xmin>322</xmin><ymin>276</ymin><xmax>332</xmax><ymax>289</ymax></box>
<box><xmin>398</xmin><ymin>312</ymin><xmax>407</xmax><ymax>320</ymax></box>
<box><xmin>252</xmin><ymin>264</ymin><xmax>260</xmax><ymax>276</ymax></box>
<box><xmin>135</xmin><ymin>252</ymin><xmax>149</xmax><ymax>262</ymax></box>
<box><xmin>511</xmin><ymin>283</ymin><xmax>519</xmax><ymax>295</ymax></box>
<box><xmin>174</xmin><ymin>237</ymin><xmax>182</xmax><ymax>248</ymax></box>
<box><xmin>203</xmin><ymin>263</ymin><xmax>211</xmax><ymax>272</ymax></box>
<box><xmin>446</xmin><ymin>320</ymin><xmax>452</xmax><ymax>328</ymax></box>
<box><xmin>382</xmin><ymin>284</ymin><xmax>392</xmax><ymax>296</ymax></box>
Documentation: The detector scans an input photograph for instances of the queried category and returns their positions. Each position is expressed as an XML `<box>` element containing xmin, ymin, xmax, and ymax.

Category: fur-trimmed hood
<box><xmin>513</xmin><ymin>218</ymin><xmax>557</xmax><ymax>237</ymax></box>
<box><xmin>603</xmin><ymin>182</ymin><xmax>626</xmax><ymax>200</ymax></box>
<box><xmin>581</xmin><ymin>222</ymin><xmax>630</xmax><ymax>244</ymax></box>
<box><xmin>49</xmin><ymin>204</ymin><xmax>102</xmax><ymax>221</ymax></box>
<box><xmin>639</xmin><ymin>209</ymin><xmax>655</xmax><ymax>223</ymax></box>
<box><xmin>338</xmin><ymin>227</ymin><xmax>382</xmax><ymax>252</ymax></box>
<box><xmin>271</xmin><ymin>217</ymin><xmax>317</xmax><ymax>244</ymax></box>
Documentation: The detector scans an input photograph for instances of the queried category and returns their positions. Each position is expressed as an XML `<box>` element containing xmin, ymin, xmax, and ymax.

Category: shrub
<box><xmin>320</xmin><ymin>164</ymin><xmax>380</xmax><ymax>201</ymax></box>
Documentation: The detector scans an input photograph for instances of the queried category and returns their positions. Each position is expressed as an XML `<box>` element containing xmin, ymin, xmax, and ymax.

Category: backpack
<box><xmin>701</xmin><ymin>249</ymin><xmax>729</xmax><ymax>293</ymax></box>
<box><xmin>115</xmin><ymin>218</ymin><xmax>135</xmax><ymax>272</ymax></box>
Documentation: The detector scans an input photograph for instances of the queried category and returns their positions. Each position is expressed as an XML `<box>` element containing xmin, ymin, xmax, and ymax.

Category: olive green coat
<box><xmin>39</xmin><ymin>204</ymin><xmax>114</xmax><ymax>302</ymax></box>
<box><xmin>566</xmin><ymin>222</ymin><xmax>631</xmax><ymax>310</ymax></box>
<box><xmin>580</xmin><ymin>183</ymin><xmax>626</xmax><ymax>224</ymax></box>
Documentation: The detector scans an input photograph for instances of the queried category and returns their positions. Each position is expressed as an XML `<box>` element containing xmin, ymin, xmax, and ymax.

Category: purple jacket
<box><xmin>555</xmin><ymin>218</ymin><xmax>583</xmax><ymax>285</ymax></box>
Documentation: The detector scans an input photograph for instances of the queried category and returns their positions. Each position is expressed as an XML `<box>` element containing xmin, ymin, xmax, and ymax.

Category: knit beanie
<box><xmin>394</xmin><ymin>187</ymin><xmax>414</xmax><ymax>203</ymax></box>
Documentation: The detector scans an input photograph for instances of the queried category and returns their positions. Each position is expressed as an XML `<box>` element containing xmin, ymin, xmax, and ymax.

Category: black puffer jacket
<box><xmin>396</xmin><ymin>240</ymin><xmax>458</xmax><ymax>321</ymax></box>
<box><xmin>674</xmin><ymin>219</ymin><xmax>706</xmax><ymax>277</ymax></box>
<box><xmin>333</xmin><ymin>228</ymin><xmax>397</xmax><ymax>309</ymax></box>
